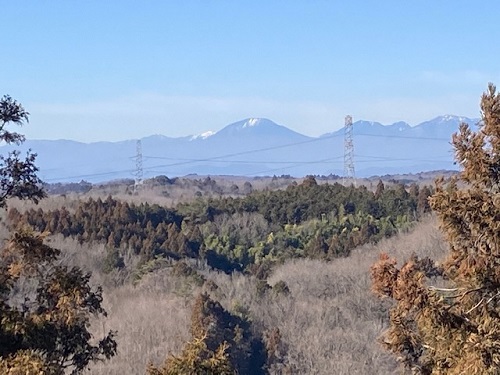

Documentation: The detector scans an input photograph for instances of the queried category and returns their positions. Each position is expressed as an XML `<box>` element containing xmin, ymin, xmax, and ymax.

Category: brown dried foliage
<box><xmin>146</xmin><ymin>293</ymin><xmax>237</xmax><ymax>375</ymax></box>
<box><xmin>145</xmin><ymin>334</ymin><xmax>234</xmax><ymax>375</ymax></box>
<box><xmin>0</xmin><ymin>229</ymin><xmax>117</xmax><ymax>374</ymax></box>
<box><xmin>371</xmin><ymin>83</ymin><xmax>500</xmax><ymax>374</ymax></box>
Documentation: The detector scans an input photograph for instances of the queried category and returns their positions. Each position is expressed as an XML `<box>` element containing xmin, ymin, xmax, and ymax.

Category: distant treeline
<box><xmin>8</xmin><ymin>177</ymin><xmax>432</xmax><ymax>275</ymax></box>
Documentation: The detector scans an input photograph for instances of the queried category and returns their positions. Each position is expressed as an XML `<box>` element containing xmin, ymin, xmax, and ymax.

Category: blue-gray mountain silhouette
<box><xmin>1</xmin><ymin>116</ymin><xmax>478</xmax><ymax>182</ymax></box>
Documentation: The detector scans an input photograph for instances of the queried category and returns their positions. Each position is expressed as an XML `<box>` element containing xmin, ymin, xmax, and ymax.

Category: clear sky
<box><xmin>2</xmin><ymin>1</ymin><xmax>500</xmax><ymax>142</ymax></box>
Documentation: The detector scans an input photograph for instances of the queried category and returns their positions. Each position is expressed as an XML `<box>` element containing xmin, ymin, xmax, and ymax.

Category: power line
<box><xmin>40</xmin><ymin>131</ymin><xmax>457</xmax><ymax>182</ymax></box>
<box><xmin>129</xmin><ymin>133</ymin><xmax>348</xmax><ymax>174</ymax></box>
<box><xmin>42</xmin><ymin>154</ymin><xmax>456</xmax><ymax>182</ymax></box>
<box><xmin>142</xmin><ymin>132</ymin><xmax>346</xmax><ymax>168</ymax></box>
<box><xmin>355</xmin><ymin>132</ymin><xmax>451</xmax><ymax>141</ymax></box>
<box><xmin>143</xmin><ymin>156</ymin><xmax>344</xmax><ymax>165</ymax></box>
<box><xmin>355</xmin><ymin>153</ymin><xmax>453</xmax><ymax>162</ymax></box>
<box><xmin>43</xmin><ymin>168</ymin><xmax>135</xmax><ymax>182</ymax></box>
<box><xmin>146</xmin><ymin>156</ymin><xmax>345</xmax><ymax>178</ymax></box>
<box><xmin>142</xmin><ymin>132</ymin><xmax>451</xmax><ymax>171</ymax></box>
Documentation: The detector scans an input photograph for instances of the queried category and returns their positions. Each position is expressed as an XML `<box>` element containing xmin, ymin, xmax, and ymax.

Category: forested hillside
<box><xmin>48</xmin><ymin>214</ymin><xmax>448</xmax><ymax>374</ymax></box>
<box><xmin>5</xmin><ymin>174</ymin><xmax>434</xmax><ymax>373</ymax></box>
<box><xmin>5</xmin><ymin>174</ymin><xmax>438</xmax><ymax>373</ymax></box>
<box><xmin>9</xmin><ymin>177</ymin><xmax>432</xmax><ymax>279</ymax></box>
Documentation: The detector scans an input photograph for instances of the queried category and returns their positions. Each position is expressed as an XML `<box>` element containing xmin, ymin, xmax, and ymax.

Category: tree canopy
<box><xmin>0</xmin><ymin>95</ymin><xmax>117</xmax><ymax>373</ymax></box>
<box><xmin>0</xmin><ymin>95</ymin><xmax>45</xmax><ymax>207</ymax></box>
<box><xmin>371</xmin><ymin>84</ymin><xmax>500</xmax><ymax>374</ymax></box>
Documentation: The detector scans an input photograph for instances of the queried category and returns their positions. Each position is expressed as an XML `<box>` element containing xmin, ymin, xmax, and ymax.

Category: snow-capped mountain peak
<box><xmin>243</xmin><ymin>118</ymin><xmax>261</xmax><ymax>128</ymax></box>
<box><xmin>437</xmin><ymin>115</ymin><xmax>469</xmax><ymax>123</ymax></box>
<box><xmin>190</xmin><ymin>130</ymin><xmax>216</xmax><ymax>141</ymax></box>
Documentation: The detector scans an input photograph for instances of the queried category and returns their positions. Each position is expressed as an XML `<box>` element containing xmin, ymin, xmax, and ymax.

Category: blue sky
<box><xmin>2</xmin><ymin>1</ymin><xmax>499</xmax><ymax>142</ymax></box>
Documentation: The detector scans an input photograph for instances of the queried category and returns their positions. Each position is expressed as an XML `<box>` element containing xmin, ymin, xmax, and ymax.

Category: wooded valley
<box><xmin>2</xmin><ymin>173</ymin><xmax>437</xmax><ymax>374</ymax></box>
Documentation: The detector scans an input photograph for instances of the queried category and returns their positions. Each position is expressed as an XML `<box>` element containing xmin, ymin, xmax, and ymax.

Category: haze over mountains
<box><xmin>2</xmin><ymin>115</ymin><xmax>479</xmax><ymax>183</ymax></box>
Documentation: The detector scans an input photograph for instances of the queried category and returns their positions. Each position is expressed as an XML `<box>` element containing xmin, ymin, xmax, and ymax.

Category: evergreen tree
<box><xmin>0</xmin><ymin>96</ymin><xmax>117</xmax><ymax>373</ymax></box>
<box><xmin>417</xmin><ymin>185</ymin><xmax>432</xmax><ymax>217</ymax></box>
<box><xmin>148</xmin><ymin>292</ymin><xmax>267</xmax><ymax>374</ymax></box>
<box><xmin>374</xmin><ymin>179</ymin><xmax>385</xmax><ymax>199</ymax></box>
<box><xmin>371</xmin><ymin>84</ymin><xmax>500</xmax><ymax>374</ymax></box>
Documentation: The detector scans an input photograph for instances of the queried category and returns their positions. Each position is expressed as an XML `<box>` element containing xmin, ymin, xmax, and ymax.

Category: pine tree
<box><xmin>371</xmin><ymin>84</ymin><xmax>500</xmax><ymax>374</ymax></box>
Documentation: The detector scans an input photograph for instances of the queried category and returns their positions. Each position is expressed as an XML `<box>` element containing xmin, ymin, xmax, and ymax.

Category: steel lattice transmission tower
<box><xmin>343</xmin><ymin>115</ymin><xmax>356</xmax><ymax>186</ymax></box>
<box><xmin>134</xmin><ymin>139</ymin><xmax>143</xmax><ymax>193</ymax></box>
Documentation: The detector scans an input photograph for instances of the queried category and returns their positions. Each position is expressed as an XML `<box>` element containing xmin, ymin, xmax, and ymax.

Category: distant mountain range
<box><xmin>0</xmin><ymin>116</ymin><xmax>479</xmax><ymax>183</ymax></box>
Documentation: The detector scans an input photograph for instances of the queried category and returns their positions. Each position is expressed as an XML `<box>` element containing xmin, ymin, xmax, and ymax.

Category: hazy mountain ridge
<box><xmin>2</xmin><ymin>115</ymin><xmax>479</xmax><ymax>182</ymax></box>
